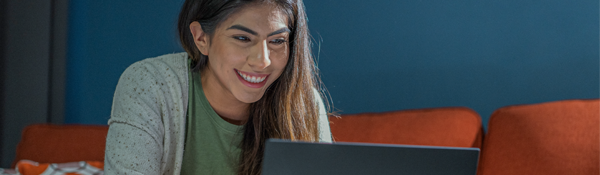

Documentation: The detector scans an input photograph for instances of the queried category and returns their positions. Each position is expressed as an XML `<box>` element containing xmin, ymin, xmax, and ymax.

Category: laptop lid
<box><xmin>262</xmin><ymin>139</ymin><xmax>480</xmax><ymax>175</ymax></box>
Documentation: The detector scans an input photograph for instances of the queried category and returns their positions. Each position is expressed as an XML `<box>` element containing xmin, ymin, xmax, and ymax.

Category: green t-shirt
<box><xmin>181</xmin><ymin>66</ymin><xmax>244</xmax><ymax>175</ymax></box>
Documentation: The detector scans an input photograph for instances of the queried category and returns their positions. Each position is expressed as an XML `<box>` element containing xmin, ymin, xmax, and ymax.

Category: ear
<box><xmin>189</xmin><ymin>21</ymin><xmax>209</xmax><ymax>56</ymax></box>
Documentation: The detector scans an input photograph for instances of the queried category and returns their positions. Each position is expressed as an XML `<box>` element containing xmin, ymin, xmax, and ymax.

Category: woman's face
<box><xmin>198</xmin><ymin>4</ymin><xmax>290</xmax><ymax>104</ymax></box>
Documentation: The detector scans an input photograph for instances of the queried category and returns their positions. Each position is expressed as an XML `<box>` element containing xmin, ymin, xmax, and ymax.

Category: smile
<box><xmin>235</xmin><ymin>69</ymin><xmax>269</xmax><ymax>88</ymax></box>
<box><xmin>236</xmin><ymin>70</ymin><xmax>267</xmax><ymax>83</ymax></box>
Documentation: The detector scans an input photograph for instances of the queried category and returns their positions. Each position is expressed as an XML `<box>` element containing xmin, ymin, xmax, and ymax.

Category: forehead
<box><xmin>220</xmin><ymin>4</ymin><xmax>289</xmax><ymax>33</ymax></box>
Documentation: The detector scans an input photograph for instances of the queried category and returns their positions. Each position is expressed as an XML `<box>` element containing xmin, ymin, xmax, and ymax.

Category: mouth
<box><xmin>235</xmin><ymin>69</ymin><xmax>269</xmax><ymax>88</ymax></box>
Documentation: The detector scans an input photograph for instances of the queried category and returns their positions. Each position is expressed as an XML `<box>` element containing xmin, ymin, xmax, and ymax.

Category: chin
<box><xmin>234</xmin><ymin>91</ymin><xmax>266</xmax><ymax>104</ymax></box>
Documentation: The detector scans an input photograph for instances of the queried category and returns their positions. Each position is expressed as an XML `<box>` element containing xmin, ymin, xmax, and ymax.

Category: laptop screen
<box><xmin>262</xmin><ymin>139</ymin><xmax>480</xmax><ymax>175</ymax></box>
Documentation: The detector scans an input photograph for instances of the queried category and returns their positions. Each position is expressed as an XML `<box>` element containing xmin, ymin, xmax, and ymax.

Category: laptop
<box><xmin>262</xmin><ymin>139</ymin><xmax>480</xmax><ymax>175</ymax></box>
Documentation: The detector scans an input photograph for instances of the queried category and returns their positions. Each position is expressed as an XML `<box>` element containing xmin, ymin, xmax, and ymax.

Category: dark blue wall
<box><xmin>66</xmin><ymin>1</ymin><xmax>184</xmax><ymax>124</ymax></box>
<box><xmin>304</xmin><ymin>0</ymin><xmax>599</xmax><ymax>129</ymax></box>
<box><xmin>66</xmin><ymin>0</ymin><xmax>599</xmax><ymax>129</ymax></box>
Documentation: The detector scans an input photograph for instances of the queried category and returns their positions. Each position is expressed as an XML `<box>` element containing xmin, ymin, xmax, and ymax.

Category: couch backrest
<box><xmin>12</xmin><ymin>124</ymin><xmax>109</xmax><ymax>168</ymax></box>
<box><xmin>478</xmin><ymin>99</ymin><xmax>599</xmax><ymax>175</ymax></box>
<box><xmin>329</xmin><ymin>107</ymin><xmax>483</xmax><ymax>148</ymax></box>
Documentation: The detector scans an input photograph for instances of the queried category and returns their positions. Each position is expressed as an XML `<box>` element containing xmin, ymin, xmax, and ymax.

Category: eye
<box><xmin>233</xmin><ymin>36</ymin><xmax>251</xmax><ymax>42</ymax></box>
<box><xmin>270</xmin><ymin>38</ymin><xmax>287</xmax><ymax>45</ymax></box>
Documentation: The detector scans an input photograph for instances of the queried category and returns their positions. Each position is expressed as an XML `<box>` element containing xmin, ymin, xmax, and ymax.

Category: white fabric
<box><xmin>104</xmin><ymin>52</ymin><xmax>331</xmax><ymax>175</ymax></box>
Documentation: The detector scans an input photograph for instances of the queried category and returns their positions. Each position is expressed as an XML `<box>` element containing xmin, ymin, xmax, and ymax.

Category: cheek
<box><xmin>271</xmin><ymin>54</ymin><xmax>290</xmax><ymax>78</ymax></box>
<box><xmin>271</xmin><ymin>46</ymin><xmax>289</xmax><ymax>70</ymax></box>
<box><xmin>211</xmin><ymin>42</ymin><xmax>247</xmax><ymax>70</ymax></box>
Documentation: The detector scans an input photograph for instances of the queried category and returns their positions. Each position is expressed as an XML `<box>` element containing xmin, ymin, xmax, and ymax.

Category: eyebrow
<box><xmin>227</xmin><ymin>24</ymin><xmax>291</xmax><ymax>37</ymax></box>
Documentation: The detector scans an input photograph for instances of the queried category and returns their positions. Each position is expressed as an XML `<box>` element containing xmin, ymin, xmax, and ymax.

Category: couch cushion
<box><xmin>12</xmin><ymin>124</ymin><xmax>109</xmax><ymax>167</ymax></box>
<box><xmin>329</xmin><ymin>107</ymin><xmax>483</xmax><ymax>148</ymax></box>
<box><xmin>478</xmin><ymin>99</ymin><xmax>599</xmax><ymax>175</ymax></box>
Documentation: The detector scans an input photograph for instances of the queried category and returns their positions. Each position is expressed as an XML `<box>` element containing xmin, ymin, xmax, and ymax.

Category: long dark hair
<box><xmin>178</xmin><ymin>0</ymin><xmax>326</xmax><ymax>174</ymax></box>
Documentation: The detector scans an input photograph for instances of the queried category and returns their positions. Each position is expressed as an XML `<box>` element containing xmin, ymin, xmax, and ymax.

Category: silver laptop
<box><xmin>262</xmin><ymin>139</ymin><xmax>480</xmax><ymax>175</ymax></box>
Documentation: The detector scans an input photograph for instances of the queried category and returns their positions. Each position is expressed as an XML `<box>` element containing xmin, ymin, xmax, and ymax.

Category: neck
<box><xmin>201</xmin><ymin>68</ymin><xmax>249</xmax><ymax>125</ymax></box>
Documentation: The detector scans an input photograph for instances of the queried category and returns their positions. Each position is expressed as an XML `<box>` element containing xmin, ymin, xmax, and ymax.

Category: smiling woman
<box><xmin>103</xmin><ymin>0</ymin><xmax>332</xmax><ymax>175</ymax></box>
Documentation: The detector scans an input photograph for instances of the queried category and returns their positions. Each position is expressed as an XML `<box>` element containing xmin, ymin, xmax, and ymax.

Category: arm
<box><xmin>104</xmin><ymin>61</ymin><xmax>167</xmax><ymax>174</ymax></box>
<box><xmin>105</xmin><ymin>123</ymin><xmax>163</xmax><ymax>174</ymax></box>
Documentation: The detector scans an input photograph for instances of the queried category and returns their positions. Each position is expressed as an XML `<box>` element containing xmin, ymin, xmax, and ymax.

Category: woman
<box><xmin>104</xmin><ymin>0</ymin><xmax>332</xmax><ymax>174</ymax></box>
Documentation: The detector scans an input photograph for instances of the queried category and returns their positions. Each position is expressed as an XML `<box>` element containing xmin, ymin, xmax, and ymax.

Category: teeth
<box><xmin>237</xmin><ymin>70</ymin><xmax>267</xmax><ymax>83</ymax></box>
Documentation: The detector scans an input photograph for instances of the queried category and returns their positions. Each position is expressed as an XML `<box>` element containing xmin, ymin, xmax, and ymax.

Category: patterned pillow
<box><xmin>1</xmin><ymin>160</ymin><xmax>103</xmax><ymax>175</ymax></box>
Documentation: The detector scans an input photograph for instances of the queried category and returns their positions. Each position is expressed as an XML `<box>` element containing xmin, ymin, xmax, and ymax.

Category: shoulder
<box><xmin>312</xmin><ymin>87</ymin><xmax>333</xmax><ymax>142</ymax></box>
<box><xmin>113</xmin><ymin>52</ymin><xmax>190</xmax><ymax>102</ymax></box>
<box><xmin>115</xmin><ymin>52</ymin><xmax>189</xmax><ymax>96</ymax></box>
<box><xmin>312</xmin><ymin>88</ymin><xmax>327</xmax><ymax>116</ymax></box>
<box><xmin>110</xmin><ymin>52</ymin><xmax>190</xmax><ymax>125</ymax></box>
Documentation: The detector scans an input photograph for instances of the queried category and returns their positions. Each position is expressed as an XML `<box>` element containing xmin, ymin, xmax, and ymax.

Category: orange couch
<box><xmin>478</xmin><ymin>99</ymin><xmax>599</xmax><ymax>175</ymax></box>
<box><xmin>329</xmin><ymin>107</ymin><xmax>484</xmax><ymax>148</ymax></box>
<box><xmin>12</xmin><ymin>124</ymin><xmax>109</xmax><ymax>168</ymax></box>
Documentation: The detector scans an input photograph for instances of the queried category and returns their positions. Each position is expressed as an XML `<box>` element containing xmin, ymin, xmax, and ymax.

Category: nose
<box><xmin>248</xmin><ymin>40</ymin><xmax>271</xmax><ymax>70</ymax></box>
